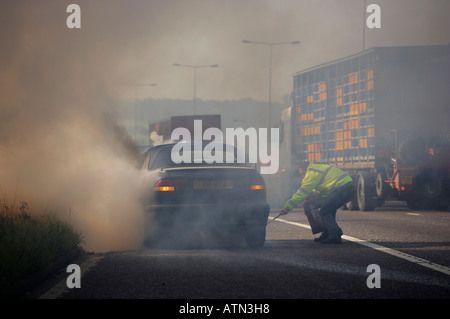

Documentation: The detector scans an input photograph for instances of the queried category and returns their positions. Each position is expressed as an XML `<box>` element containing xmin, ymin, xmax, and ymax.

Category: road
<box><xmin>27</xmin><ymin>202</ymin><xmax>450</xmax><ymax>306</ymax></box>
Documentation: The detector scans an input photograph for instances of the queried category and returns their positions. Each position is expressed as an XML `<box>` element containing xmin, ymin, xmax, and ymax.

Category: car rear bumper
<box><xmin>144</xmin><ymin>202</ymin><xmax>270</xmax><ymax>227</ymax></box>
<box><xmin>144</xmin><ymin>202</ymin><xmax>269</xmax><ymax>210</ymax></box>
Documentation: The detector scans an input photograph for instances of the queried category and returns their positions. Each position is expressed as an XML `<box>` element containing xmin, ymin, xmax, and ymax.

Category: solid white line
<box><xmin>272</xmin><ymin>217</ymin><xmax>450</xmax><ymax>276</ymax></box>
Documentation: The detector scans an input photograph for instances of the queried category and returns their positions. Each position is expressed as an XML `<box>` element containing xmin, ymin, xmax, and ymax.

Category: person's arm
<box><xmin>281</xmin><ymin>170</ymin><xmax>320</xmax><ymax>214</ymax></box>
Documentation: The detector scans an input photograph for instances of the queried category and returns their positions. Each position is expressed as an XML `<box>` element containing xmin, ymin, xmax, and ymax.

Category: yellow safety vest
<box><xmin>284</xmin><ymin>163</ymin><xmax>353</xmax><ymax>211</ymax></box>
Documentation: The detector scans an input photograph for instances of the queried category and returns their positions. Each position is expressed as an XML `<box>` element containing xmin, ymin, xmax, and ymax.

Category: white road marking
<box><xmin>406</xmin><ymin>213</ymin><xmax>421</xmax><ymax>216</ymax></box>
<box><xmin>39</xmin><ymin>254</ymin><xmax>104</xmax><ymax>299</ymax></box>
<box><xmin>272</xmin><ymin>217</ymin><xmax>450</xmax><ymax>276</ymax></box>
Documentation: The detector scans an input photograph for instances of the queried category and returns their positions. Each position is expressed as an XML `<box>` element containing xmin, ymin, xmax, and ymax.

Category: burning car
<box><xmin>140</xmin><ymin>142</ymin><xmax>270</xmax><ymax>248</ymax></box>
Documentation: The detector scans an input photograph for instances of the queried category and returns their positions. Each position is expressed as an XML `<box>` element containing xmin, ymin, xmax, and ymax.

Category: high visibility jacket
<box><xmin>284</xmin><ymin>163</ymin><xmax>353</xmax><ymax>211</ymax></box>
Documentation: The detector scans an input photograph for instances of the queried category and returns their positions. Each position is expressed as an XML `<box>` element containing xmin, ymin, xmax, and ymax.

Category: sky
<box><xmin>2</xmin><ymin>1</ymin><xmax>449</xmax><ymax>103</ymax></box>
<box><xmin>0</xmin><ymin>0</ymin><xmax>449</xmax><ymax>251</ymax></box>
<box><xmin>92</xmin><ymin>0</ymin><xmax>450</xmax><ymax>102</ymax></box>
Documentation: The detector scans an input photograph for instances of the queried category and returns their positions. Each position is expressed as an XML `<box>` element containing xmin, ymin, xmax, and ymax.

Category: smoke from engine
<box><xmin>0</xmin><ymin>1</ymin><xmax>154</xmax><ymax>251</ymax></box>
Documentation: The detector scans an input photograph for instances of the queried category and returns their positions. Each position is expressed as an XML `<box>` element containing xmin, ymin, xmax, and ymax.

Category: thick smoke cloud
<box><xmin>0</xmin><ymin>1</ymin><xmax>154</xmax><ymax>251</ymax></box>
<box><xmin>1</xmin><ymin>0</ymin><xmax>449</xmax><ymax>251</ymax></box>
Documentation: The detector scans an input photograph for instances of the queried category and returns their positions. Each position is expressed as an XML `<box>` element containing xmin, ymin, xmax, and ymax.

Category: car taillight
<box><xmin>236</xmin><ymin>177</ymin><xmax>265</xmax><ymax>190</ymax></box>
<box><xmin>250</xmin><ymin>177</ymin><xmax>265</xmax><ymax>190</ymax></box>
<box><xmin>154</xmin><ymin>179</ymin><xmax>189</xmax><ymax>192</ymax></box>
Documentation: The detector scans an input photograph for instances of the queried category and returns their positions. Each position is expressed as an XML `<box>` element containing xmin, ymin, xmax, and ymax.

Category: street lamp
<box><xmin>362</xmin><ymin>0</ymin><xmax>367</xmax><ymax>50</ymax></box>
<box><xmin>173</xmin><ymin>63</ymin><xmax>219</xmax><ymax>115</ymax></box>
<box><xmin>242</xmin><ymin>40</ymin><xmax>300</xmax><ymax>128</ymax></box>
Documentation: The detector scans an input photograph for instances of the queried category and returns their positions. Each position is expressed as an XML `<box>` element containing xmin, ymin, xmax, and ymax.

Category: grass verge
<box><xmin>0</xmin><ymin>197</ymin><xmax>84</xmax><ymax>298</ymax></box>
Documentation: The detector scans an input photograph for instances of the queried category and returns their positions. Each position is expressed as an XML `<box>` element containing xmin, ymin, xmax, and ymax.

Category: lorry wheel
<box><xmin>423</xmin><ymin>174</ymin><xmax>443</xmax><ymax>200</ymax></box>
<box><xmin>356</xmin><ymin>172</ymin><xmax>375</xmax><ymax>211</ymax></box>
<box><xmin>375</xmin><ymin>173</ymin><xmax>389</xmax><ymax>199</ymax></box>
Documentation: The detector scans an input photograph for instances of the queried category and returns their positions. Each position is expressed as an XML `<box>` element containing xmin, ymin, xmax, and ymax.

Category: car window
<box><xmin>150</xmin><ymin>147</ymin><xmax>173</xmax><ymax>169</ymax></box>
<box><xmin>141</xmin><ymin>153</ymin><xmax>151</xmax><ymax>170</ymax></box>
<box><xmin>182</xmin><ymin>148</ymin><xmax>236</xmax><ymax>164</ymax></box>
<box><xmin>148</xmin><ymin>144</ymin><xmax>250</xmax><ymax>170</ymax></box>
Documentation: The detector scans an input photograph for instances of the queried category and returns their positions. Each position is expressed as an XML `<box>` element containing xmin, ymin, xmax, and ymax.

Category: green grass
<box><xmin>0</xmin><ymin>197</ymin><xmax>84</xmax><ymax>298</ymax></box>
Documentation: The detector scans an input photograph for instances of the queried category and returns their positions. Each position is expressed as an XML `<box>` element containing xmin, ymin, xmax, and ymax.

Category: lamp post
<box><xmin>242</xmin><ymin>40</ymin><xmax>300</xmax><ymax>128</ymax></box>
<box><xmin>362</xmin><ymin>0</ymin><xmax>367</xmax><ymax>50</ymax></box>
<box><xmin>173</xmin><ymin>63</ymin><xmax>219</xmax><ymax>115</ymax></box>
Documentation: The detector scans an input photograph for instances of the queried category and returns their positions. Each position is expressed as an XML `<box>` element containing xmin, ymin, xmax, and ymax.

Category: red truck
<box><xmin>271</xmin><ymin>45</ymin><xmax>450</xmax><ymax>211</ymax></box>
<box><xmin>148</xmin><ymin>114</ymin><xmax>221</xmax><ymax>146</ymax></box>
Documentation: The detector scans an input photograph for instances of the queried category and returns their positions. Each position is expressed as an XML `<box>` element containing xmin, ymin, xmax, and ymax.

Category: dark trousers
<box><xmin>319</xmin><ymin>182</ymin><xmax>355</xmax><ymax>238</ymax></box>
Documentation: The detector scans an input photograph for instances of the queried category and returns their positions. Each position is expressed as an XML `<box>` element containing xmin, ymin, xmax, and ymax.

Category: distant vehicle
<box><xmin>269</xmin><ymin>45</ymin><xmax>450</xmax><ymax>211</ymax></box>
<box><xmin>148</xmin><ymin>114</ymin><xmax>221</xmax><ymax>146</ymax></box>
<box><xmin>140</xmin><ymin>142</ymin><xmax>270</xmax><ymax>248</ymax></box>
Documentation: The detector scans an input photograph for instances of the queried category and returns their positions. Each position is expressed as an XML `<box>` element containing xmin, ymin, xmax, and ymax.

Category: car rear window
<box><xmin>148</xmin><ymin>144</ymin><xmax>250</xmax><ymax>170</ymax></box>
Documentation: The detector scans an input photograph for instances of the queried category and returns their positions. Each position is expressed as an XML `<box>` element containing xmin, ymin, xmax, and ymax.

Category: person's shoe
<box><xmin>320</xmin><ymin>236</ymin><xmax>342</xmax><ymax>244</ymax></box>
<box><xmin>313</xmin><ymin>232</ymin><xmax>328</xmax><ymax>242</ymax></box>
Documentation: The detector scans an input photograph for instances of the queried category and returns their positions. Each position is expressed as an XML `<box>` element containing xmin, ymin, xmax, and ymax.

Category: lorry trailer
<box><xmin>276</xmin><ymin>45</ymin><xmax>450</xmax><ymax>210</ymax></box>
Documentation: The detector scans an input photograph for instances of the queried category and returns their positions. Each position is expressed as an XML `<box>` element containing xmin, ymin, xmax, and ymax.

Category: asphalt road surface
<box><xmin>26</xmin><ymin>201</ymin><xmax>450</xmax><ymax>306</ymax></box>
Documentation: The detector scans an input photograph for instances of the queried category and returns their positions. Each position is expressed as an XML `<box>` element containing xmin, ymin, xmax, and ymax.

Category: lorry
<box><xmin>273</xmin><ymin>45</ymin><xmax>450</xmax><ymax>211</ymax></box>
<box><xmin>148</xmin><ymin>114</ymin><xmax>221</xmax><ymax>146</ymax></box>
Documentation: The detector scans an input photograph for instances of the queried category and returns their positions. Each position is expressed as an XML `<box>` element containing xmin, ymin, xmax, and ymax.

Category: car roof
<box><xmin>143</xmin><ymin>142</ymin><xmax>249</xmax><ymax>170</ymax></box>
<box><xmin>145</xmin><ymin>142</ymin><xmax>235</xmax><ymax>153</ymax></box>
